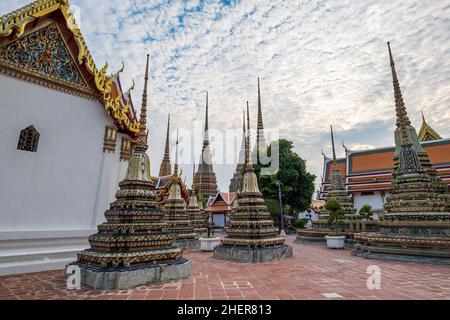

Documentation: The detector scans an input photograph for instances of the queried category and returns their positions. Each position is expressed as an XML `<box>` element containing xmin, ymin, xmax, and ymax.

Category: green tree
<box><xmin>264</xmin><ymin>198</ymin><xmax>280</xmax><ymax>225</ymax></box>
<box><xmin>325</xmin><ymin>199</ymin><xmax>346</xmax><ymax>235</ymax></box>
<box><xmin>257</xmin><ymin>139</ymin><xmax>316</xmax><ymax>219</ymax></box>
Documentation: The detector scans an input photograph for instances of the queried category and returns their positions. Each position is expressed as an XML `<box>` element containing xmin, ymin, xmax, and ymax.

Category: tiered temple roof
<box><xmin>320</xmin><ymin>139</ymin><xmax>450</xmax><ymax>198</ymax></box>
<box><xmin>76</xmin><ymin>55</ymin><xmax>184</xmax><ymax>269</ymax></box>
<box><xmin>193</xmin><ymin>92</ymin><xmax>218</xmax><ymax>199</ymax></box>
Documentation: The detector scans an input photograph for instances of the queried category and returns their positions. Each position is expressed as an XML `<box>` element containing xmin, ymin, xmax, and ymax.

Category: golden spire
<box><xmin>388</xmin><ymin>42</ymin><xmax>412</xmax><ymax>147</ymax></box>
<box><xmin>135</xmin><ymin>54</ymin><xmax>150</xmax><ymax>152</ymax></box>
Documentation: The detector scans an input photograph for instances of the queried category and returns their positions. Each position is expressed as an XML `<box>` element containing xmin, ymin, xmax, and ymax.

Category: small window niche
<box><xmin>17</xmin><ymin>125</ymin><xmax>40</xmax><ymax>152</ymax></box>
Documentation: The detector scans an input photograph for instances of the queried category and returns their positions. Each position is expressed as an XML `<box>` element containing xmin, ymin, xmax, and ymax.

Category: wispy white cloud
<box><xmin>2</xmin><ymin>0</ymin><xmax>449</xmax><ymax>192</ymax></box>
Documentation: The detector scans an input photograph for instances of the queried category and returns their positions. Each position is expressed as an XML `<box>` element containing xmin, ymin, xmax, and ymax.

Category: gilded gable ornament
<box><xmin>0</xmin><ymin>24</ymin><xmax>89</xmax><ymax>91</ymax></box>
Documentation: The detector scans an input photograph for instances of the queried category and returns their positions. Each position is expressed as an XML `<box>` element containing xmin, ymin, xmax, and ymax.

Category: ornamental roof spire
<box><xmin>257</xmin><ymin>78</ymin><xmax>264</xmax><ymax>131</ymax></box>
<box><xmin>256</xmin><ymin>78</ymin><xmax>267</xmax><ymax>161</ymax></box>
<box><xmin>159</xmin><ymin>113</ymin><xmax>172</xmax><ymax>176</ymax></box>
<box><xmin>246</xmin><ymin>101</ymin><xmax>253</xmax><ymax>169</ymax></box>
<box><xmin>388</xmin><ymin>42</ymin><xmax>412</xmax><ymax>147</ymax></box>
<box><xmin>240</xmin><ymin>109</ymin><xmax>246</xmax><ymax>163</ymax></box>
<box><xmin>205</xmin><ymin>91</ymin><xmax>209</xmax><ymax>133</ymax></box>
<box><xmin>245</xmin><ymin>101</ymin><xmax>250</xmax><ymax>166</ymax></box>
<box><xmin>331</xmin><ymin>125</ymin><xmax>337</xmax><ymax>164</ymax></box>
<box><xmin>330</xmin><ymin>125</ymin><xmax>344</xmax><ymax>191</ymax></box>
<box><xmin>135</xmin><ymin>54</ymin><xmax>150</xmax><ymax>152</ymax></box>
<box><xmin>174</xmin><ymin>129</ymin><xmax>179</xmax><ymax>176</ymax></box>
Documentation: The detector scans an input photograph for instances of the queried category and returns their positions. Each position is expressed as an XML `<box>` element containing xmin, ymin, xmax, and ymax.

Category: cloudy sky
<box><xmin>2</xmin><ymin>0</ymin><xmax>450</xmax><ymax>192</ymax></box>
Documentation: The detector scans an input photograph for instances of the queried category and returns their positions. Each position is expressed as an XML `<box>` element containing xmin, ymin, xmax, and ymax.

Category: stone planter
<box><xmin>200</xmin><ymin>237</ymin><xmax>221</xmax><ymax>252</ymax></box>
<box><xmin>325</xmin><ymin>235</ymin><xmax>346</xmax><ymax>249</ymax></box>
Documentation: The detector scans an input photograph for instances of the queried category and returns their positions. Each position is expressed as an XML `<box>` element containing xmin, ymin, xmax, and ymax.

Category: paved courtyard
<box><xmin>0</xmin><ymin>236</ymin><xmax>449</xmax><ymax>300</ymax></box>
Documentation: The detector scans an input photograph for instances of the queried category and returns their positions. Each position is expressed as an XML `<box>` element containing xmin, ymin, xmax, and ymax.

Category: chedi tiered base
<box><xmin>67</xmin><ymin>178</ymin><xmax>191</xmax><ymax>289</ymax></box>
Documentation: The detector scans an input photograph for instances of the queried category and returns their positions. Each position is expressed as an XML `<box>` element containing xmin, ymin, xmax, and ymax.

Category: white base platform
<box><xmin>0</xmin><ymin>229</ymin><xmax>92</xmax><ymax>276</ymax></box>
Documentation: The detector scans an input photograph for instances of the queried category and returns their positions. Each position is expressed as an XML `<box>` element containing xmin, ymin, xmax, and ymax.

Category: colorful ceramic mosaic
<box><xmin>353</xmin><ymin>43</ymin><xmax>450</xmax><ymax>264</ymax></box>
<box><xmin>75</xmin><ymin>55</ymin><xmax>185</xmax><ymax>269</ymax></box>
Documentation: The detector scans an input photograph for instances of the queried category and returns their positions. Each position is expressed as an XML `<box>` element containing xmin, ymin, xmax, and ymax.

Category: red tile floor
<box><xmin>0</xmin><ymin>236</ymin><xmax>449</xmax><ymax>300</ymax></box>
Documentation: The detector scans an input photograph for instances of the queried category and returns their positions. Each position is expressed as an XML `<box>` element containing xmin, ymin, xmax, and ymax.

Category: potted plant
<box><xmin>199</xmin><ymin>222</ymin><xmax>221</xmax><ymax>252</ymax></box>
<box><xmin>359</xmin><ymin>204</ymin><xmax>373</xmax><ymax>220</ymax></box>
<box><xmin>324</xmin><ymin>199</ymin><xmax>346</xmax><ymax>249</ymax></box>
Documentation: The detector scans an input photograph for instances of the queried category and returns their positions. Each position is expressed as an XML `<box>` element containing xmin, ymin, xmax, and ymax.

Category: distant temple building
<box><xmin>0</xmin><ymin>0</ymin><xmax>140</xmax><ymax>275</ymax></box>
<box><xmin>319</xmin><ymin>115</ymin><xmax>450</xmax><ymax>213</ymax></box>
<box><xmin>205</xmin><ymin>192</ymin><xmax>237</xmax><ymax>228</ymax></box>
<box><xmin>193</xmin><ymin>92</ymin><xmax>218</xmax><ymax>200</ymax></box>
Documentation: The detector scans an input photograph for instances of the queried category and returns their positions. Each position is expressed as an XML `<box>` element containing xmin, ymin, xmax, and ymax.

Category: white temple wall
<box><xmin>352</xmin><ymin>192</ymin><xmax>386</xmax><ymax>214</ymax></box>
<box><xmin>0</xmin><ymin>75</ymin><xmax>121</xmax><ymax>275</ymax></box>
<box><xmin>108</xmin><ymin>132</ymin><xmax>129</xmax><ymax>205</ymax></box>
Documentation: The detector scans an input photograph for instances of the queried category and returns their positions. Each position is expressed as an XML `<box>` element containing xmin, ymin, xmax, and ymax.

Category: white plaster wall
<box><xmin>0</xmin><ymin>74</ymin><xmax>115</xmax><ymax>232</ymax></box>
<box><xmin>0</xmin><ymin>75</ymin><xmax>126</xmax><ymax>275</ymax></box>
<box><xmin>353</xmin><ymin>192</ymin><xmax>386</xmax><ymax>213</ymax></box>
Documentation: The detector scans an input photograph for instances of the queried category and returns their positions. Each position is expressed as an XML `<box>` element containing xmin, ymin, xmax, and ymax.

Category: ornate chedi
<box><xmin>214</xmin><ymin>107</ymin><xmax>293</xmax><ymax>263</ymax></box>
<box><xmin>159</xmin><ymin>114</ymin><xmax>172</xmax><ymax>177</ymax></box>
<box><xmin>67</xmin><ymin>55</ymin><xmax>191</xmax><ymax>289</ymax></box>
<box><xmin>163</xmin><ymin>131</ymin><xmax>200</xmax><ymax>249</ymax></box>
<box><xmin>229</xmin><ymin>110</ymin><xmax>247</xmax><ymax>193</ymax></box>
<box><xmin>187</xmin><ymin>165</ymin><xmax>208</xmax><ymax>237</ymax></box>
<box><xmin>193</xmin><ymin>92</ymin><xmax>219</xmax><ymax>200</ymax></box>
<box><xmin>296</xmin><ymin>126</ymin><xmax>361</xmax><ymax>245</ymax></box>
<box><xmin>353</xmin><ymin>43</ymin><xmax>450</xmax><ymax>265</ymax></box>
